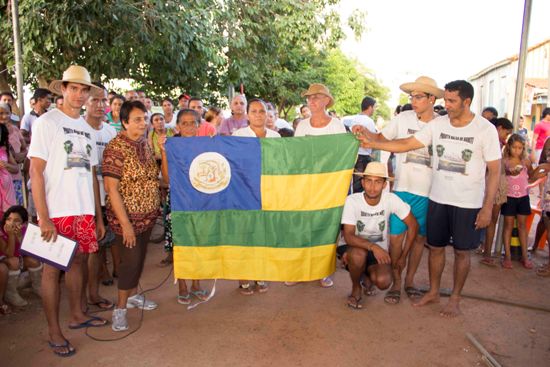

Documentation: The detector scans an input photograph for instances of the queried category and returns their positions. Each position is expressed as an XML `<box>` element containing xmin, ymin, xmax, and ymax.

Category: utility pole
<box><xmin>511</xmin><ymin>0</ymin><xmax>532</xmax><ymax>130</ymax></box>
<box><xmin>11</xmin><ymin>0</ymin><xmax>25</xmax><ymax>117</ymax></box>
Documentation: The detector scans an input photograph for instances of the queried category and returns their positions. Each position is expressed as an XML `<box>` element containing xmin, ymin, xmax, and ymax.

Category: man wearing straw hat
<box><xmin>341</xmin><ymin>162</ymin><xmax>418</xmax><ymax>309</ymax></box>
<box><xmin>356</xmin><ymin>80</ymin><xmax>501</xmax><ymax>317</ymax></box>
<box><xmin>28</xmin><ymin>65</ymin><xmax>107</xmax><ymax>357</ymax></box>
<box><xmin>353</xmin><ymin>76</ymin><xmax>443</xmax><ymax>304</ymax></box>
<box><xmin>291</xmin><ymin>83</ymin><xmax>346</xmax><ymax>288</ymax></box>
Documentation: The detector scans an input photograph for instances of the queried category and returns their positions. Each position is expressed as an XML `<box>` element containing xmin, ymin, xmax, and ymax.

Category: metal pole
<box><xmin>511</xmin><ymin>0</ymin><xmax>533</xmax><ymax>131</ymax></box>
<box><xmin>10</xmin><ymin>0</ymin><xmax>25</xmax><ymax>117</ymax></box>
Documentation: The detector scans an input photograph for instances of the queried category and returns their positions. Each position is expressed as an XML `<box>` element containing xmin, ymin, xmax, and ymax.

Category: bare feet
<box><xmin>440</xmin><ymin>295</ymin><xmax>462</xmax><ymax>318</ymax></box>
<box><xmin>412</xmin><ymin>291</ymin><xmax>440</xmax><ymax>307</ymax></box>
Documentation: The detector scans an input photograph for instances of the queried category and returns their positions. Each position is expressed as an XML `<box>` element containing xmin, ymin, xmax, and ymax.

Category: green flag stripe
<box><xmin>171</xmin><ymin>207</ymin><xmax>343</xmax><ymax>248</ymax></box>
<box><xmin>260</xmin><ymin>133</ymin><xmax>359</xmax><ymax>175</ymax></box>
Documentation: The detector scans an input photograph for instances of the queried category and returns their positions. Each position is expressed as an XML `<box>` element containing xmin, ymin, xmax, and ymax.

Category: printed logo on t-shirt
<box><xmin>404</xmin><ymin>128</ymin><xmax>432</xmax><ymax>167</ymax></box>
<box><xmin>63</xmin><ymin>127</ymin><xmax>92</xmax><ymax>171</ymax></box>
<box><xmin>356</xmin><ymin>213</ymin><xmax>386</xmax><ymax>243</ymax></box>
<box><xmin>435</xmin><ymin>133</ymin><xmax>474</xmax><ymax>174</ymax></box>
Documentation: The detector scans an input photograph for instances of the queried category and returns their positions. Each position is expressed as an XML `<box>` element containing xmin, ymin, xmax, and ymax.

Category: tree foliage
<box><xmin>0</xmin><ymin>0</ymin><xmax>388</xmax><ymax>116</ymax></box>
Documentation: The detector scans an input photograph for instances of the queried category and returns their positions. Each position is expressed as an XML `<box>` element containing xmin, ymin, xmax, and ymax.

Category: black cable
<box><xmin>84</xmin><ymin>265</ymin><xmax>173</xmax><ymax>342</ymax></box>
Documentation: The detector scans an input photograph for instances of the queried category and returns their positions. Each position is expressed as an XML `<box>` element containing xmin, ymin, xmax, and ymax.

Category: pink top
<box><xmin>0</xmin><ymin>147</ymin><xmax>16</xmax><ymax>212</ymax></box>
<box><xmin>0</xmin><ymin>225</ymin><xmax>27</xmax><ymax>258</ymax></box>
<box><xmin>6</xmin><ymin>124</ymin><xmax>23</xmax><ymax>181</ymax></box>
<box><xmin>534</xmin><ymin>121</ymin><xmax>550</xmax><ymax>149</ymax></box>
<box><xmin>505</xmin><ymin>162</ymin><xmax>529</xmax><ymax>198</ymax></box>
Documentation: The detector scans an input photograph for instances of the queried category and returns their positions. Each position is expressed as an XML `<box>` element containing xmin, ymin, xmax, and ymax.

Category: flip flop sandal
<box><xmin>0</xmin><ymin>303</ymin><xmax>12</xmax><ymax>315</ymax></box>
<box><xmin>239</xmin><ymin>283</ymin><xmax>254</xmax><ymax>296</ymax></box>
<box><xmin>536</xmin><ymin>267</ymin><xmax>550</xmax><ymax>277</ymax></box>
<box><xmin>347</xmin><ymin>295</ymin><xmax>363</xmax><ymax>310</ymax></box>
<box><xmin>480</xmin><ymin>257</ymin><xmax>497</xmax><ymax>267</ymax></box>
<box><xmin>48</xmin><ymin>339</ymin><xmax>76</xmax><ymax>357</ymax></box>
<box><xmin>68</xmin><ymin>316</ymin><xmax>108</xmax><ymax>330</ymax></box>
<box><xmin>501</xmin><ymin>259</ymin><xmax>513</xmax><ymax>269</ymax></box>
<box><xmin>87</xmin><ymin>299</ymin><xmax>114</xmax><ymax>310</ymax></box>
<box><xmin>191</xmin><ymin>289</ymin><xmax>209</xmax><ymax>301</ymax></box>
<box><xmin>360</xmin><ymin>280</ymin><xmax>377</xmax><ymax>296</ymax></box>
<box><xmin>521</xmin><ymin>259</ymin><xmax>534</xmax><ymax>269</ymax></box>
<box><xmin>404</xmin><ymin>286</ymin><xmax>423</xmax><ymax>299</ymax></box>
<box><xmin>177</xmin><ymin>293</ymin><xmax>191</xmax><ymax>305</ymax></box>
<box><xmin>384</xmin><ymin>290</ymin><xmax>401</xmax><ymax>305</ymax></box>
<box><xmin>255</xmin><ymin>281</ymin><xmax>268</xmax><ymax>293</ymax></box>
<box><xmin>320</xmin><ymin>277</ymin><xmax>334</xmax><ymax>288</ymax></box>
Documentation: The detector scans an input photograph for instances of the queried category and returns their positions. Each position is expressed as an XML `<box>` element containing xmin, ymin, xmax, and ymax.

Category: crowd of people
<box><xmin>0</xmin><ymin>64</ymin><xmax>549</xmax><ymax>358</ymax></box>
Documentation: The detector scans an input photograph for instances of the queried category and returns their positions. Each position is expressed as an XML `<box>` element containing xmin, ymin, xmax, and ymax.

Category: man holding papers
<box><xmin>28</xmin><ymin>66</ymin><xmax>107</xmax><ymax>357</ymax></box>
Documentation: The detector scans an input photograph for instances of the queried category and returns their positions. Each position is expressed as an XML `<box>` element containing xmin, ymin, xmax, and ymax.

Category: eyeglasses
<box><xmin>409</xmin><ymin>94</ymin><xmax>429</xmax><ymax>101</ymax></box>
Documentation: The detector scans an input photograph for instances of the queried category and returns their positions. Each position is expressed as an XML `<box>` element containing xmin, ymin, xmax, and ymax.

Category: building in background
<box><xmin>469</xmin><ymin>39</ymin><xmax>549</xmax><ymax>130</ymax></box>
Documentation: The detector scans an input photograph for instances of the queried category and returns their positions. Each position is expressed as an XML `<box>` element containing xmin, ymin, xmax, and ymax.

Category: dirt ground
<box><xmin>1</xmin><ymin>224</ymin><xmax>549</xmax><ymax>367</ymax></box>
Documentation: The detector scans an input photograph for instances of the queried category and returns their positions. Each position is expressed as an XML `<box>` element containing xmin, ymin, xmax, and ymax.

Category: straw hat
<box><xmin>353</xmin><ymin>162</ymin><xmax>393</xmax><ymax>181</ymax></box>
<box><xmin>400</xmin><ymin>76</ymin><xmax>444</xmax><ymax>99</ymax></box>
<box><xmin>49</xmin><ymin>65</ymin><xmax>100</xmax><ymax>95</ymax></box>
<box><xmin>301</xmin><ymin>83</ymin><xmax>334</xmax><ymax>108</ymax></box>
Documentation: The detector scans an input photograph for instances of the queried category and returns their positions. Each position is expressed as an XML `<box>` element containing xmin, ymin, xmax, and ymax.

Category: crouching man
<box><xmin>342</xmin><ymin>162</ymin><xmax>418</xmax><ymax>309</ymax></box>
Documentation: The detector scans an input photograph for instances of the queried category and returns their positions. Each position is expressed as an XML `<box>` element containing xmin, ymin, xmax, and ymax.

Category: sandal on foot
<box><xmin>87</xmin><ymin>298</ymin><xmax>114</xmax><ymax>310</ymax></box>
<box><xmin>480</xmin><ymin>257</ymin><xmax>497</xmax><ymax>267</ymax></box>
<box><xmin>191</xmin><ymin>289</ymin><xmax>209</xmax><ymax>301</ymax></box>
<box><xmin>320</xmin><ymin>277</ymin><xmax>334</xmax><ymax>288</ymax></box>
<box><xmin>501</xmin><ymin>259</ymin><xmax>513</xmax><ymax>269</ymax></box>
<box><xmin>384</xmin><ymin>290</ymin><xmax>401</xmax><ymax>305</ymax></box>
<box><xmin>101</xmin><ymin>279</ymin><xmax>114</xmax><ymax>286</ymax></box>
<box><xmin>48</xmin><ymin>339</ymin><xmax>76</xmax><ymax>357</ymax></box>
<box><xmin>521</xmin><ymin>259</ymin><xmax>534</xmax><ymax>269</ymax></box>
<box><xmin>239</xmin><ymin>283</ymin><xmax>254</xmax><ymax>296</ymax></box>
<box><xmin>177</xmin><ymin>293</ymin><xmax>191</xmax><ymax>305</ymax></box>
<box><xmin>360</xmin><ymin>280</ymin><xmax>377</xmax><ymax>296</ymax></box>
<box><xmin>404</xmin><ymin>286</ymin><xmax>423</xmax><ymax>299</ymax></box>
<box><xmin>347</xmin><ymin>295</ymin><xmax>363</xmax><ymax>310</ymax></box>
<box><xmin>255</xmin><ymin>281</ymin><xmax>268</xmax><ymax>293</ymax></box>
<box><xmin>68</xmin><ymin>316</ymin><xmax>108</xmax><ymax>330</ymax></box>
<box><xmin>0</xmin><ymin>303</ymin><xmax>12</xmax><ymax>315</ymax></box>
<box><xmin>536</xmin><ymin>267</ymin><xmax>550</xmax><ymax>277</ymax></box>
<box><xmin>284</xmin><ymin>282</ymin><xmax>298</xmax><ymax>286</ymax></box>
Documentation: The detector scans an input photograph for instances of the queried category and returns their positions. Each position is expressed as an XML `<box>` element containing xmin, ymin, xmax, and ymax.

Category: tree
<box><xmin>319</xmin><ymin>49</ymin><xmax>390</xmax><ymax>120</ymax></box>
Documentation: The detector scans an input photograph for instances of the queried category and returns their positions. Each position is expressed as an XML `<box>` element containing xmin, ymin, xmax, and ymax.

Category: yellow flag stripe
<box><xmin>173</xmin><ymin>244</ymin><xmax>336</xmax><ymax>281</ymax></box>
<box><xmin>261</xmin><ymin>169</ymin><xmax>353</xmax><ymax>211</ymax></box>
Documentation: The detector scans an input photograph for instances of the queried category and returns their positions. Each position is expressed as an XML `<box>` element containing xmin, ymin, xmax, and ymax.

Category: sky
<box><xmin>339</xmin><ymin>0</ymin><xmax>550</xmax><ymax>106</ymax></box>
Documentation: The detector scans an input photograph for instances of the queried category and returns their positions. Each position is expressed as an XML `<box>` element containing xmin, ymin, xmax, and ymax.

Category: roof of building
<box><xmin>469</xmin><ymin>38</ymin><xmax>549</xmax><ymax>81</ymax></box>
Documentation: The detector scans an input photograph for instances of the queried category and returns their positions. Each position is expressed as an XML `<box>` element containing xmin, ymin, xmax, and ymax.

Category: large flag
<box><xmin>166</xmin><ymin>133</ymin><xmax>359</xmax><ymax>281</ymax></box>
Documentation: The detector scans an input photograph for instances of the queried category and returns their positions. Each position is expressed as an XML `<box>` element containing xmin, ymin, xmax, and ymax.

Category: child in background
<box><xmin>480</xmin><ymin>118</ymin><xmax>513</xmax><ymax>266</ymax></box>
<box><xmin>500</xmin><ymin>134</ymin><xmax>534</xmax><ymax>269</ymax></box>
<box><xmin>0</xmin><ymin>206</ymin><xmax>42</xmax><ymax>307</ymax></box>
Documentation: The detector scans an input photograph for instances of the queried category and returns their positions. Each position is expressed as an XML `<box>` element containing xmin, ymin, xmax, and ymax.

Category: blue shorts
<box><xmin>389</xmin><ymin>191</ymin><xmax>428</xmax><ymax>236</ymax></box>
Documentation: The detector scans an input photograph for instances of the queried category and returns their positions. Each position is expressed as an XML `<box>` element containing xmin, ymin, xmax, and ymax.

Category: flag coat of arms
<box><xmin>166</xmin><ymin>134</ymin><xmax>359</xmax><ymax>281</ymax></box>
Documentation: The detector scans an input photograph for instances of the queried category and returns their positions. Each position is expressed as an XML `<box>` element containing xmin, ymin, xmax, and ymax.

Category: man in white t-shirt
<box><xmin>295</xmin><ymin>83</ymin><xmax>346</xmax><ymax>137</ymax></box>
<box><xmin>341</xmin><ymin>162</ymin><xmax>418</xmax><ymax>309</ymax></box>
<box><xmin>354</xmin><ymin>76</ymin><xmax>444</xmax><ymax>301</ymax></box>
<box><xmin>349</xmin><ymin>96</ymin><xmax>378</xmax><ymax>193</ymax></box>
<box><xmin>292</xmin><ymin>83</ymin><xmax>346</xmax><ymax>288</ymax></box>
<box><xmin>84</xmin><ymin>83</ymin><xmax>117</xmax><ymax>312</ymax></box>
<box><xmin>28</xmin><ymin>65</ymin><xmax>107</xmax><ymax>357</ymax></box>
<box><xmin>357</xmin><ymin>80</ymin><xmax>501</xmax><ymax>317</ymax></box>
<box><xmin>21</xmin><ymin>88</ymin><xmax>52</xmax><ymax>143</ymax></box>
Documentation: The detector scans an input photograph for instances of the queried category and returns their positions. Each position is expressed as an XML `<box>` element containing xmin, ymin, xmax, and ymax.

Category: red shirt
<box><xmin>534</xmin><ymin>120</ymin><xmax>550</xmax><ymax>149</ymax></box>
<box><xmin>196</xmin><ymin>121</ymin><xmax>217</xmax><ymax>137</ymax></box>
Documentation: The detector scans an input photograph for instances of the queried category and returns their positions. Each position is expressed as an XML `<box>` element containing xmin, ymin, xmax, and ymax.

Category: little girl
<box><xmin>500</xmin><ymin>134</ymin><xmax>534</xmax><ymax>269</ymax></box>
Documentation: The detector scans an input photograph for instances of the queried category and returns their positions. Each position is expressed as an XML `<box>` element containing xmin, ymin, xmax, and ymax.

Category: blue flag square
<box><xmin>166</xmin><ymin>136</ymin><xmax>262</xmax><ymax>212</ymax></box>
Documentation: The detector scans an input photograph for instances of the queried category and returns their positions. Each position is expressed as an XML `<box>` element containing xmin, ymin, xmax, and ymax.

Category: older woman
<box><xmin>158</xmin><ymin>109</ymin><xmax>209</xmax><ymax>304</ymax></box>
<box><xmin>103</xmin><ymin>101</ymin><xmax>160</xmax><ymax>331</ymax></box>
<box><xmin>0</xmin><ymin>103</ymin><xmax>25</xmax><ymax>206</ymax></box>
<box><xmin>106</xmin><ymin>95</ymin><xmax>125</xmax><ymax>132</ymax></box>
<box><xmin>232</xmin><ymin>99</ymin><xmax>280</xmax><ymax>295</ymax></box>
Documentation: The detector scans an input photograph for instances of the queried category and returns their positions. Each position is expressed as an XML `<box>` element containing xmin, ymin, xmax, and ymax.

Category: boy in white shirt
<box><xmin>341</xmin><ymin>162</ymin><xmax>418</xmax><ymax>309</ymax></box>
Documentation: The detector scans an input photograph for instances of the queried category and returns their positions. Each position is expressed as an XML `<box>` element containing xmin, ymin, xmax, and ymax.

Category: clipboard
<box><xmin>19</xmin><ymin>223</ymin><xmax>78</xmax><ymax>271</ymax></box>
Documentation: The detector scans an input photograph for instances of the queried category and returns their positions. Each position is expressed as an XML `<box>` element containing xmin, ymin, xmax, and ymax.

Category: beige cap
<box><xmin>49</xmin><ymin>65</ymin><xmax>100</xmax><ymax>95</ymax></box>
<box><xmin>353</xmin><ymin>161</ymin><xmax>393</xmax><ymax>181</ymax></box>
<box><xmin>301</xmin><ymin>83</ymin><xmax>334</xmax><ymax>108</ymax></box>
<box><xmin>400</xmin><ymin>76</ymin><xmax>444</xmax><ymax>99</ymax></box>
